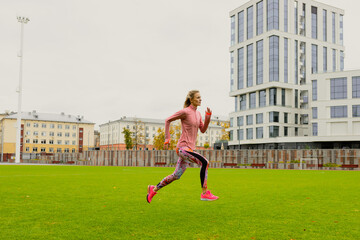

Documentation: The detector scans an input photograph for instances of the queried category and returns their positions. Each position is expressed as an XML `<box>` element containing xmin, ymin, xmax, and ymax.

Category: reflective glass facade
<box><xmin>246</xmin><ymin>128</ymin><xmax>253</xmax><ymax>139</ymax></box>
<box><xmin>267</xmin><ymin>0</ymin><xmax>279</xmax><ymax>31</ymax></box>
<box><xmin>256</xmin><ymin>40</ymin><xmax>264</xmax><ymax>85</ymax></box>
<box><xmin>249</xmin><ymin>92</ymin><xmax>256</xmax><ymax>109</ymax></box>
<box><xmin>256</xmin><ymin>1</ymin><xmax>264</xmax><ymax>35</ymax></box>
<box><xmin>284</xmin><ymin>0</ymin><xmax>288</xmax><ymax>32</ymax></box>
<box><xmin>312</xmin><ymin>123</ymin><xmax>318</xmax><ymax>136</ymax></box>
<box><xmin>231</xmin><ymin>15</ymin><xmax>235</xmax><ymax>45</ymax></box>
<box><xmin>323</xmin><ymin>47</ymin><xmax>327</xmax><ymax>72</ymax></box>
<box><xmin>331</xmin><ymin>77</ymin><xmax>347</xmax><ymax>99</ymax></box>
<box><xmin>240</xmin><ymin>94</ymin><xmax>246</xmax><ymax>110</ymax></box>
<box><xmin>332</xmin><ymin>49</ymin><xmax>336</xmax><ymax>71</ymax></box>
<box><xmin>269</xmin><ymin>35</ymin><xmax>279</xmax><ymax>82</ymax></box>
<box><xmin>312</xmin><ymin>80</ymin><xmax>317</xmax><ymax>101</ymax></box>
<box><xmin>237</xmin><ymin>116</ymin><xmax>244</xmax><ymax>126</ymax></box>
<box><xmin>247</xmin><ymin>6</ymin><xmax>254</xmax><ymax>39</ymax></box>
<box><xmin>246</xmin><ymin>115</ymin><xmax>253</xmax><ymax>125</ymax></box>
<box><xmin>353</xmin><ymin>105</ymin><xmax>360</xmax><ymax>117</ymax></box>
<box><xmin>269</xmin><ymin>126</ymin><xmax>279</xmax><ymax>137</ymax></box>
<box><xmin>311</xmin><ymin>44</ymin><xmax>318</xmax><ymax>74</ymax></box>
<box><xmin>259</xmin><ymin>90</ymin><xmax>266</xmax><ymax>107</ymax></box>
<box><xmin>256</xmin><ymin>113</ymin><xmax>263</xmax><ymax>124</ymax></box>
<box><xmin>340</xmin><ymin>51</ymin><xmax>344</xmax><ymax>71</ymax></box>
<box><xmin>238</xmin><ymin>11</ymin><xmax>244</xmax><ymax>43</ymax></box>
<box><xmin>331</xmin><ymin>106</ymin><xmax>347</xmax><ymax>118</ymax></box>
<box><xmin>332</xmin><ymin>12</ymin><xmax>336</xmax><ymax>43</ymax></box>
<box><xmin>311</xmin><ymin>6</ymin><xmax>317</xmax><ymax>39</ymax></box>
<box><xmin>323</xmin><ymin>10</ymin><xmax>327</xmax><ymax>41</ymax></box>
<box><xmin>312</xmin><ymin>107</ymin><xmax>318</xmax><ymax>119</ymax></box>
<box><xmin>352</xmin><ymin>76</ymin><xmax>360</xmax><ymax>98</ymax></box>
<box><xmin>237</xmin><ymin>48</ymin><xmax>244</xmax><ymax>89</ymax></box>
<box><xmin>247</xmin><ymin>44</ymin><xmax>254</xmax><ymax>87</ymax></box>
<box><xmin>256</xmin><ymin>127</ymin><xmax>263</xmax><ymax>139</ymax></box>
<box><xmin>284</xmin><ymin>38</ymin><xmax>288</xmax><ymax>83</ymax></box>
<box><xmin>340</xmin><ymin>14</ymin><xmax>343</xmax><ymax>45</ymax></box>
<box><xmin>269</xmin><ymin>111</ymin><xmax>280</xmax><ymax>122</ymax></box>
<box><xmin>270</xmin><ymin>88</ymin><xmax>277</xmax><ymax>106</ymax></box>
<box><xmin>230</xmin><ymin>52</ymin><xmax>234</xmax><ymax>91</ymax></box>
<box><xmin>295</xmin><ymin>40</ymin><xmax>298</xmax><ymax>84</ymax></box>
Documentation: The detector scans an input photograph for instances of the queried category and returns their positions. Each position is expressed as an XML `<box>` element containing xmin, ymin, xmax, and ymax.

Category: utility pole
<box><xmin>15</xmin><ymin>16</ymin><xmax>30</xmax><ymax>164</ymax></box>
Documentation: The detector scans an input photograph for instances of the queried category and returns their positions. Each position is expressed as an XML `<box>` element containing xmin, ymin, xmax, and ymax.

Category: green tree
<box><xmin>122</xmin><ymin>128</ymin><xmax>133</xmax><ymax>150</ymax></box>
<box><xmin>204</xmin><ymin>142</ymin><xmax>210</xmax><ymax>149</ymax></box>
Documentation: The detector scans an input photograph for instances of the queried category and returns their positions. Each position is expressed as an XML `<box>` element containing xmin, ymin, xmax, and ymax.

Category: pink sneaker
<box><xmin>147</xmin><ymin>185</ymin><xmax>157</xmax><ymax>203</ymax></box>
<box><xmin>201</xmin><ymin>190</ymin><xmax>219</xmax><ymax>201</ymax></box>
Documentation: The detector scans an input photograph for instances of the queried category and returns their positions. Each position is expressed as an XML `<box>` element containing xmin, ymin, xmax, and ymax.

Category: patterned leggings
<box><xmin>156</xmin><ymin>147</ymin><xmax>209</xmax><ymax>190</ymax></box>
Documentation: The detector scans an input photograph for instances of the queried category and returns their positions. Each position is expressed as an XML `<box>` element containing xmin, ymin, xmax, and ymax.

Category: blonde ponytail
<box><xmin>183</xmin><ymin>90</ymin><xmax>199</xmax><ymax>108</ymax></box>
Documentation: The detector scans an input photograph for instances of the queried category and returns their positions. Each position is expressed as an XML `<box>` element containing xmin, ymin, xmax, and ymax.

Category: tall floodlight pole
<box><xmin>15</xmin><ymin>16</ymin><xmax>30</xmax><ymax>163</ymax></box>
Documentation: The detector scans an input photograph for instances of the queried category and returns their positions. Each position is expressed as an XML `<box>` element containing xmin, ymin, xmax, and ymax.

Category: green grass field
<box><xmin>0</xmin><ymin>165</ymin><xmax>359</xmax><ymax>240</ymax></box>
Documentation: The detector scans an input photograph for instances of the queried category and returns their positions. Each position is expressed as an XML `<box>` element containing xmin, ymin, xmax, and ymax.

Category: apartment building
<box><xmin>99</xmin><ymin>116</ymin><xmax>228</xmax><ymax>150</ymax></box>
<box><xmin>0</xmin><ymin>111</ymin><xmax>95</xmax><ymax>158</ymax></box>
<box><xmin>228</xmin><ymin>0</ymin><xmax>359</xmax><ymax>149</ymax></box>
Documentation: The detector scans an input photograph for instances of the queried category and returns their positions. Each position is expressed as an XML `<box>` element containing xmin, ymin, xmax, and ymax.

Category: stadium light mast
<box><xmin>15</xmin><ymin>16</ymin><xmax>30</xmax><ymax>164</ymax></box>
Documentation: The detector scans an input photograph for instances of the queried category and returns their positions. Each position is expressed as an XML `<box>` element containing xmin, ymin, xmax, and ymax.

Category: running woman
<box><xmin>147</xmin><ymin>90</ymin><xmax>219</xmax><ymax>203</ymax></box>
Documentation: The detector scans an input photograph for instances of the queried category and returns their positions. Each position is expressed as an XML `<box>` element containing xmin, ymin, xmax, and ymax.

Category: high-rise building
<box><xmin>228</xmin><ymin>0</ymin><xmax>360</xmax><ymax>149</ymax></box>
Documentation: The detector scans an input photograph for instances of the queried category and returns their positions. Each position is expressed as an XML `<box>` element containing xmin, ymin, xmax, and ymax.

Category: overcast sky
<box><xmin>1</xmin><ymin>0</ymin><xmax>360</xmax><ymax>129</ymax></box>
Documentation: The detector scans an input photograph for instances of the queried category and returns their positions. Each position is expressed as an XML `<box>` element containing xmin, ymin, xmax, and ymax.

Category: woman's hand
<box><xmin>206</xmin><ymin>107</ymin><xmax>212</xmax><ymax>115</ymax></box>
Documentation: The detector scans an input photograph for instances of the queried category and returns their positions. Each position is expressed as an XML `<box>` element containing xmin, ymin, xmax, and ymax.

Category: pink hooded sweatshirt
<box><xmin>165</xmin><ymin>105</ymin><xmax>211</xmax><ymax>150</ymax></box>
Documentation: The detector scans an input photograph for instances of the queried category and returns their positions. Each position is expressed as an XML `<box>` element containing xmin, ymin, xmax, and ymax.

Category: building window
<box><xmin>72</xmin><ymin>149</ymin><xmax>76</xmax><ymax>153</ymax></box>
<box><xmin>230</xmin><ymin>15</ymin><xmax>235</xmax><ymax>46</ymax></box>
<box><xmin>281</xmin><ymin>89</ymin><xmax>285</xmax><ymax>106</ymax></box>
<box><xmin>247</xmin><ymin>6</ymin><xmax>253</xmax><ymax>39</ymax></box>
<box><xmin>312</xmin><ymin>80</ymin><xmax>317</xmax><ymax>101</ymax></box>
<box><xmin>246</xmin><ymin>128</ymin><xmax>253</xmax><ymax>140</ymax></box>
<box><xmin>311</xmin><ymin>6</ymin><xmax>317</xmax><ymax>39</ymax></box>
<box><xmin>41</xmin><ymin>139</ymin><xmax>46</xmax><ymax>144</ymax></box>
<box><xmin>323</xmin><ymin>47</ymin><xmax>327</xmax><ymax>72</ymax></box>
<box><xmin>331</xmin><ymin>77</ymin><xmax>347</xmax><ymax>99</ymax></box>
<box><xmin>57</xmin><ymin>140</ymin><xmax>62</xmax><ymax>145</ymax></box>
<box><xmin>267</xmin><ymin>0</ymin><xmax>279</xmax><ymax>31</ymax></box>
<box><xmin>64</xmin><ymin>148</ymin><xmax>69</xmax><ymax>153</ymax></box>
<box><xmin>256</xmin><ymin>127</ymin><xmax>263</xmax><ymax>139</ymax></box>
<box><xmin>269</xmin><ymin>88</ymin><xmax>277</xmax><ymax>106</ymax></box>
<box><xmin>332</xmin><ymin>49</ymin><xmax>336</xmax><ymax>71</ymax></box>
<box><xmin>312</xmin><ymin>123</ymin><xmax>318</xmax><ymax>136</ymax></box>
<box><xmin>295</xmin><ymin>40</ymin><xmax>298</xmax><ymax>84</ymax></box>
<box><xmin>237</xmin><ymin>116</ymin><xmax>244</xmax><ymax>126</ymax></box>
<box><xmin>249</xmin><ymin>92</ymin><xmax>256</xmax><ymax>109</ymax></box>
<box><xmin>72</xmin><ymin>133</ymin><xmax>76</xmax><ymax>137</ymax></box>
<box><xmin>259</xmin><ymin>90</ymin><xmax>266</xmax><ymax>107</ymax></box>
<box><xmin>295</xmin><ymin>127</ymin><xmax>299</xmax><ymax>136</ymax></box>
<box><xmin>331</xmin><ymin>106</ymin><xmax>347</xmax><ymax>118</ymax></box>
<box><xmin>25</xmin><ymin>131</ymin><xmax>30</xmax><ymax>135</ymax></box>
<box><xmin>284</xmin><ymin>113</ymin><xmax>288</xmax><ymax>123</ymax></box>
<box><xmin>340</xmin><ymin>14</ymin><xmax>343</xmax><ymax>45</ymax></box>
<box><xmin>25</xmin><ymin>147</ymin><xmax>29</xmax><ymax>152</ymax></box>
<box><xmin>284</xmin><ymin>0</ymin><xmax>288</xmax><ymax>32</ymax></box>
<box><xmin>323</xmin><ymin>10</ymin><xmax>327</xmax><ymax>41</ymax></box>
<box><xmin>230</xmin><ymin>118</ymin><xmax>233</xmax><ymax>127</ymax></box>
<box><xmin>269</xmin><ymin>112</ymin><xmax>279</xmax><ymax>122</ymax></box>
<box><xmin>25</xmin><ymin>139</ymin><xmax>30</xmax><ymax>143</ymax></box>
<box><xmin>49</xmin><ymin>140</ymin><xmax>54</xmax><ymax>144</ymax></box>
<box><xmin>235</xmin><ymin>96</ymin><xmax>238</xmax><ymax>112</ymax></box>
<box><xmin>284</xmin><ymin>127</ymin><xmax>288</xmax><ymax>136</ymax></box>
<box><xmin>238</xmin><ymin>48</ymin><xmax>244</xmax><ymax>89</ymax></box>
<box><xmin>50</xmin><ymin>124</ymin><xmax>54</xmax><ymax>129</ymax></box>
<box><xmin>295</xmin><ymin>113</ymin><xmax>298</xmax><ymax>124</ymax></box>
<box><xmin>294</xmin><ymin>1</ymin><xmax>298</xmax><ymax>34</ymax></box>
<box><xmin>312</xmin><ymin>107</ymin><xmax>318</xmax><ymax>119</ymax></box>
<box><xmin>57</xmin><ymin>148</ymin><xmax>62</xmax><ymax>153</ymax></box>
<box><xmin>41</xmin><ymin>132</ymin><xmax>46</xmax><ymax>136</ymax></box>
<box><xmin>269</xmin><ymin>35</ymin><xmax>279</xmax><ymax>82</ymax></box>
<box><xmin>256</xmin><ymin>113</ymin><xmax>263</xmax><ymax>124</ymax></box>
<box><xmin>256</xmin><ymin>1</ymin><xmax>264</xmax><ymax>35</ymax></box>
<box><xmin>269</xmin><ymin>126</ymin><xmax>279</xmax><ymax>138</ymax></box>
<box><xmin>73</xmin><ymin>125</ymin><xmax>76</xmax><ymax>130</ymax></box>
<box><xmin>33</xmin><ymin>147</ymin><xmax>38</xmax><ymax>152</ymax></box>
<box><xmin>246</xmin><ymin>115</ymin><xmax>253</xmax><ymax>125</ymax></box>
<box><xmin>247</xmin><ymin>44</ymin><xmax>254</xmax><ymax>87</ymax></box>
<box><xmin>58</xmin><ymin>124</ymin><xmax>62</xmax><ymax>129</ymax></box>
<box><xmin>49</xmin><ymin>148</ymin><xmax>54</xmax><ymax>153</ymax></box>
<box><xmin>65</xmin><ymin>141</ymin><xmax>69</xmax><ymax>145</ymax></box>
<box><xmin>65</xmin><ymin>132</ymin><xmax>70</xmax><ymax>137</ymax></box>
<box><xmin>33</xmin><ymin>139</ymin><xmax>38</xmax><ymax>144</ymax></box>
<box><xmin>229</xmin><ymin>130</ymin><xmax>233</xmax><ymax>141</ymax></box>
<box><xmin>41</xmin><ymin>148</ymin><xmax>46</xmax><ymax>152</ymax></box>
<box><xmin>353</xmin><ymin>76</ymin><xmax>360</xmax><ymax>98</ymax></box>
<box><xmin>33</xmin><ymin>131</ymin><xmax>38</xmax><ymax>136</ymax></box>
<box><xmin>284</xmin><ymin>38</ymin><xmax>288</xmax><ymax>83</ymax></box>
<box><xmin>256</xmin><ymin>40</ymin><xmax>264</xmax><ymax>85</ymax></box>
<box><xmin>238</xmin><ymin>11</ymin><xmax>244</xmax><ymax>43</ymax></box>
<box><xmin>295</xmin><ymin>89</ymin><xmax>298</xmax><ymax>108</ymax></box>
<box><xmin>34</xmin><ymin>123</ymin><xmax>38</xmax><ymax>128</ymax></box>
<box><xmin>49</xmin><ymin>132</ymin><xmax>54</xmax><ymax>136</ymax></box>
<box><xmin>240</xmin><ymin>94</ymin><xmax>246</xmax><ymax>110</ymax></box>
<box><xmin>301</xmin><ymin>3</ymin><xmax>306</xmax><ymax>36</ymax></box>
<box><xmin>42</xmin><ymin>123</ymin><xmax>46</xmax><ymax>128</ymax></box>
<box><xmin>230</xmin><ymin>52</ymin><xmax>234</xmax><ymax>91</ymax></box>
<box><xmin>238</xmin><ymin>129</ymin><xmax>244</xmax><ymax>140</ymax></box>
<box><xmin>65</xmin><ymin>125</ymin><xmax>70</xmax><ymax>129</ymax></box>
<box><xmin>340</xmin><ymin>51</ymin><xmax>344</xmax><ymax>71</ymax></box>
<box><xmin>72</xmin><ymin>141</ymin><xmax>76</xmax><ymax>145</ymax></box>
<box><xmin>311</xmin><ymin>44</ymin><xmax>318</xmax><ymax>73</ymax></box>
<box><xmin>26</xmin><ymin>122</ymin><xmax>30</xmax><ymax>127</ymax></box>
<box><xmin>332</xmin><ymin>12</ymin><xmax>336</xmax><ymax>43</ymax></box>
<box><xmin>353</xmin><ymin>105</ymin><xmax>360</xmax><ymax>117</ymax></box>
<box><xmin>57</xmin><ymin>132</ymin><xmax>62</xmax><ymax>137</ymax></box>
